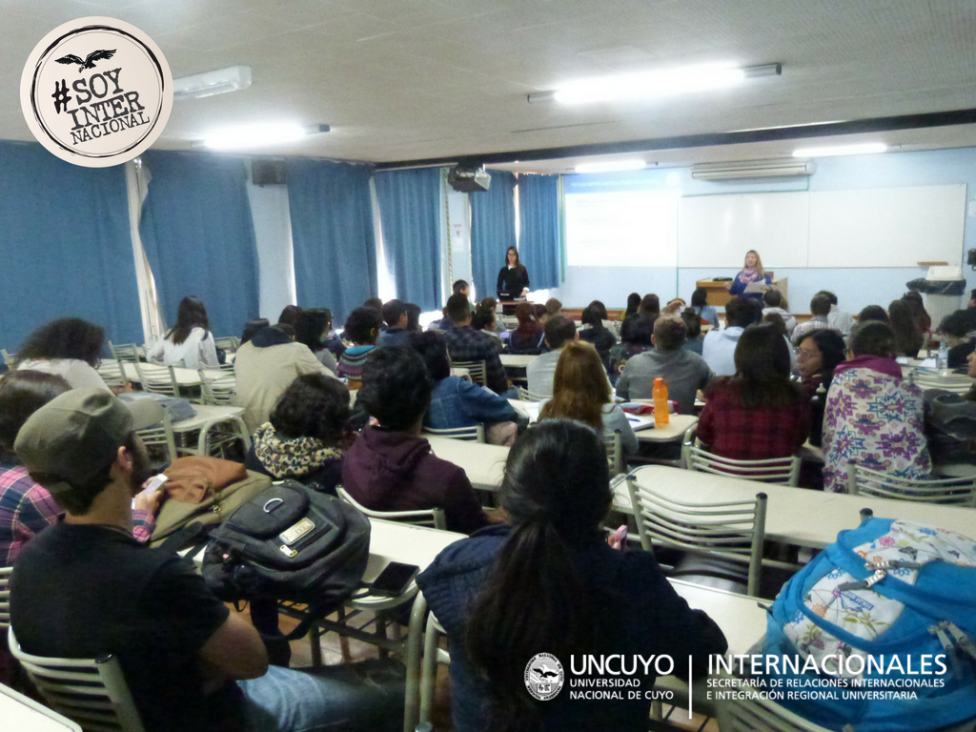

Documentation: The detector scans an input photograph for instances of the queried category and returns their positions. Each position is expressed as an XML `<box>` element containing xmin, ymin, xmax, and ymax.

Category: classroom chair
<box><xmin>682</xmin><ymin>427</ymin><xmax>801</xmax><ymax>486</ymax></box>
<box><xmin>336</xmin><ymin>487</ymin><xmax>447</xmax><ymax>531</ymax></box>
<box><xmin>451</xmin><ymin>360</ymin><xmax>486</xmax><ymax>387</ymax></box>
<box><xmin>626</xmin><ymin>471</ymin><xmax>767</xmax><ymax>597</ymax></box>
<box><xmin>132</xmin><ymin>362</ymin><xmax>181</xmax><ymax>399</ymax></box>
<box><xmin>606</xmin><ymin>433</ymin><xmax>623</xmax><ymax>476</ymax></box>
<box><xmin>1</xmin><ymin>350</ymin><xmax>16</xmax><ymax>366</ymax></box>
<box><xmin>516</xmin><ymin>386</ymin><xmax>548</xmax><ymax>402</ymax></box>
<box><xmin>97</xmin><ymin>359</ymin><xmax>128</xmax><ymax>391</ymax></box>
<box><xmin>8</xmin><ymin>627</ymin><xmax>146</xmax><ymax>732</ymax></box>
<box><xmin>198</xmin><ymin>370</ymin><xmax>237</xmax><ymax>406</ymax></box>
<box><xmin>847</xmin><ymin>462</ymin><xmax>976</xmax><ymax>507</ymax></box>
<box><xmin>0</xmin><ymin>567</ymin><xmax>10</xmax><ymax>630</ymax></box>
<box><xmin>419</xmin><ymin>611</ymin><xmax>450</xmax><ymax>727</ymax></box>
<box><xmin>134</xmin><ymin>409</ymin><xmax>178</xmax><ymax>473</ymax></box>
<box><xmin>108</xmin><ymin>342</ymin><xmax>140</xmax><ymax>363</ymax></box>
<box><xmin>422</xmin><ymin>425</ymin><xmax>485</xmax><ymax>443</ymax></box>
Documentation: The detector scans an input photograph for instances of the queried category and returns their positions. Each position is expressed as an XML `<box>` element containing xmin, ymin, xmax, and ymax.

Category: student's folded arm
<box><xmin>461</xmin><ymin>379</ymin><xmax>516</xmax><ymax>422</ymax></box>
<box><xmin>199</xmin><ymin>612</ymin><xmax>269</xmax><ymax>680</ymax></box>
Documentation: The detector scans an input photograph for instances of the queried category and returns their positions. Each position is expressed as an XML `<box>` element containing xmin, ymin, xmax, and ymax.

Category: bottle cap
<box><xmin>654</xmin><ymin>377</ymin><xmax>664</xmax><ymax>384</ymax></box>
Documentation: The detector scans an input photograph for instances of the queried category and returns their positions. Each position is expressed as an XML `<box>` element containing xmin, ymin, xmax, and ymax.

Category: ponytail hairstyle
<box><xmin>466</xmin><ymin>420</ymin><xmax>611</xmax><ymax>731</ymax></box>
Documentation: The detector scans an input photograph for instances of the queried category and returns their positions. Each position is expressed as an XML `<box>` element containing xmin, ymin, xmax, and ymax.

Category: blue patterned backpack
<box><xmin>762</xmin><ymin>516</ymin><xmax>976</xmax><ymax>732</ymax></box>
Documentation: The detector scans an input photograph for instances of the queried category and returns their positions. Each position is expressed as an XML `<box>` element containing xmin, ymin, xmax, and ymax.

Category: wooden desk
<box><xmin>696</xmin><ymin>278</ymin><xmax>788</xmax><ymax>308</ymax></box>
<box><xmin>425</xmin><ymin>435</ymin><xmax>508</xmax><ymax>491</ymax></box>
<box><xmin>615</xmin><ymin>465</ymin><xmax>976</xmax><ymax>548</ymax></box>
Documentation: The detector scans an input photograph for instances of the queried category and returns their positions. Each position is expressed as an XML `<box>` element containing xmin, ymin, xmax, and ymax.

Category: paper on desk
<box><xmin>626</xmin><ymin>415</ymin><xmax>656</xmax><ymax>432</ymax></box>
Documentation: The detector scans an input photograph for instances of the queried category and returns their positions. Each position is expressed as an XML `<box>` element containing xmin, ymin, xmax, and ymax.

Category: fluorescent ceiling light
<box><xmin>174</xmin><ymin>66</ymin><xmax>252</xmax><ymax>102</ymax></box>
<box><xmin>576</xmin><ymin>160</ymin><xmax>647</xmax><ymax>173</ymax></box>
<box><xmin>792</xmin><ymin>142</ymin><xmax>888</xmax><ymax>158</ymax></box>
<box><xmin>202</xmin><ymin>123</ymin><xmax>329</xmax><ymax>150</ymax></box>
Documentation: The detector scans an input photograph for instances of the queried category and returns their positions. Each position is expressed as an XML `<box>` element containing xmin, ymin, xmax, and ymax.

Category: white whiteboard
<box><xmin>808</xmin><ymin>184</ymin><xmax>966</xmax><ymax>268</ymax></box>
<box><xmin>678</xmin><ymin>192</ymin><xmax>809</xmax><ymax>268</ymax></box>
<box><xmin>565</xmin><ymin>190</ymin><xmax>678</xmax><ymax>267</ymax></box>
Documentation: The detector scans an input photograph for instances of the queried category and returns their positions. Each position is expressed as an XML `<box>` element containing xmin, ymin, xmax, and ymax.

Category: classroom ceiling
<box><xmin>1</xmin><ymin>0</ymin><xmax>976</xmax><ymax>171</ymax></box>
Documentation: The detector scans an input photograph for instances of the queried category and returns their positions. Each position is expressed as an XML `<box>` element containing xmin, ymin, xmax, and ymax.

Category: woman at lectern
<box><xmin>725</xmin><ymin>249</ymin><xmax>772</xmax><ymax>301</ymax></box>
<box><xmin>496</xmin><ymin>246</ymin><xmax>530</xmax><ymax>299</ymax></box>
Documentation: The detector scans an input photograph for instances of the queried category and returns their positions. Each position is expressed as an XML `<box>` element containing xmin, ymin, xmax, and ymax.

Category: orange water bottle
<box><xmin>653</xmin><ymin>378</ymin><xmax>670</xmax><ymax>427</ymax></box>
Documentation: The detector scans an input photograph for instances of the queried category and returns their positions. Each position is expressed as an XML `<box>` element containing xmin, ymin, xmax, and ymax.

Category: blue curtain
<box><xmin>287</xmin><ymin>160</ymin><xmax>377</xmax><ymax>325</ymax></box>
<box><xmin>140</xmin><ymin>151</ymin><xmax>259</xmax><ymax>339</ymax></box>
<box><xmin>470</xmin><ymin>170</ymin><xmax>517</xmax><ymax>300</ymax></box>
<box><xmin>0</xmin><ymin>141</ymin><xmax>142</xmax><ymax>351</ymax></box>
<box><xmin>374</xmin><ymin>168</ymin><xmax>442</xmax><ymax>312</ymax></box>
<box><xmin>518</xmin><ymin>174</ymin><xmax>561</xmax><ymax>290</ymax></box>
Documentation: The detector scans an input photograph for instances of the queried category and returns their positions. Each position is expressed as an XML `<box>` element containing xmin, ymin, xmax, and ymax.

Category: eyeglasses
<box><xmin>796</xmin><ymin>349</ymin><xmax>819</xmax><ymax>360</ymax></box>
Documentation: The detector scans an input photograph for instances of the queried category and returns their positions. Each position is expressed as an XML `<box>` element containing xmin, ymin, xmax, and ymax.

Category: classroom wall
<box><xmin>549</xmin><ymin>147</ymin><xmax>976</xmax><ymax>315</ymax></box>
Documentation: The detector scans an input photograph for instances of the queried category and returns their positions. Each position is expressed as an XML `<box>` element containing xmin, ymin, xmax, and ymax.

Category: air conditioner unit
<box><xmin>691</xmin><ymin>158</ymin><xmax>817</xmax><ymax>181</ymax></box>
<box><xmin>174</xmin><ymin>66</ymin><xmax>252</xmax><ymax>102</ymax></box>
<box><xmin>448</xmin><ymin>165</ymin><xmax>491</xmax><ymax>192</ymax></box>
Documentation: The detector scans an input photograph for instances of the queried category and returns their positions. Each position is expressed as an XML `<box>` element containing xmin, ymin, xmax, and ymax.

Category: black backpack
<box><xmin>202</xmin><ymin>480</ymin><xmax>370</xmax><ymax>633</ymax></box>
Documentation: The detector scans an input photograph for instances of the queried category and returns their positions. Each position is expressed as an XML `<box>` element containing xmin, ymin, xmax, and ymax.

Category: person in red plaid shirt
<box><xmin>697</xmin><ymin>324</ymin><xmax>810</xmax><ymax>460</ymax></box>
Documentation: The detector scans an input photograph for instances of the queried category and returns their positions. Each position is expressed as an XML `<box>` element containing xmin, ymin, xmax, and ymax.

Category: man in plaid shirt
<box><xmin>442</xmin><ymin>293</ymin><xmax>510</xmax><ymax>395</ymax></box>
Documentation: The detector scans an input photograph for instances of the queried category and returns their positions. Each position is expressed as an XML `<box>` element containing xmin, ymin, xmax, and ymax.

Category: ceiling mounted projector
<box><xmin>691</xmin><ymin>158</ymin><xmax>817</xmax><ymax>180</ymax></box>
<box><xmin>448</xmin><ymin>165</ymin><xmax>491</xmax><ymax>192</ymax></box>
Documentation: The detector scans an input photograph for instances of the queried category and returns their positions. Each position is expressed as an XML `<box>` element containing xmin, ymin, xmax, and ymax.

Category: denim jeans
<box><xmin>239</xmin><ymin>660</ymin><xmax>405</xmax><ymax>732</ymax></box>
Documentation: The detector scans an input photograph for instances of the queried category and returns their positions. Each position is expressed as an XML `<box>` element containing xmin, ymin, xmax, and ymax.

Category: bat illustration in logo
<box><xmin>55</xmin><ymin>49</ymin><xmax>116</xmax><ymax>73</ymax></box>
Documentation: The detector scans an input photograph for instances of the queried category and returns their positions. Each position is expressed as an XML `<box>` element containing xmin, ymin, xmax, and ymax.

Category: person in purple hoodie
<box><xmin>341</xmin><ymin>347</ymin><xmax>489</xmax><ymax>535</ymax></box>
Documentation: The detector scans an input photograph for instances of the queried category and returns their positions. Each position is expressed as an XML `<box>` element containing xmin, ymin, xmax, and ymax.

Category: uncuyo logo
<box><xmin>525</xmin><ymin>653</ymin><xmax>565</xmax><ymax>701</ymax></box>
<box><xmin>20</xmin><ymin>17</ymin><xmax>173</xmax><ymax>168</ymax></box>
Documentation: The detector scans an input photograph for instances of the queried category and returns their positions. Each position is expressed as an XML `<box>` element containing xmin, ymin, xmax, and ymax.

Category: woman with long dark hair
<box><xmin>146</xmin><ymin>296</ymin><xmax>219</xmax><ymax>369</ymax></box>
<box><xmin>697</xmin><ymin>323</ymin><xmax>809</xmax><ymax>459</ymax></box>
<box><xmin>888</xmin><ymin>299</ymin><xmax>924</xmax><ymax>358</ymax></box>
<box><xmin>577</xmin><ymin>300</ymin><xmax>617</xmax><ymax>369</ymax></box>
<box><xmin>496</xmin><ymin>246</ymin><xmax>530</xmax><ymax>299</ymax></box>
<box><xmin>796</xmin><ymin>329</ymin><xmax>847</xmax><ymax>447</ymax></box>
<box><xmin>17</xmin><ymin>318</ymin><xmax>111</xmax><ymax>391</ymax></box>
<box><xmin>294</xmin><ymin>308</ymin><xmax>338</xmax><ymax>373</ymax></box>
<box><xmin>416</xmin><ymin>420</ymin><xmax>726</xmax><ymax>732</ymax></box>
<box><xmin>508</xmin><ymin>302</ymin><xmax>544</xmax><ymax>355</ymax></box>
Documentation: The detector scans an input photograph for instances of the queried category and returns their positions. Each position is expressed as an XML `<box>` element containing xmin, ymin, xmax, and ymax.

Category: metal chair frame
<box><xmin>336</xmin><ymin>487</ymin><xmax>447</xmax><ymax>531</ymax></box>
<box><xmin>516</xmin><ymin>386</ymin><xmax>548</xmax><ymax>402</ymax></box>
<box><xmin>451</xmin><ymin>359</ymin><xmax>487</xmax><ymax>387</ymax></box>
<box><xmin>421</xmin><ymin>425</ymin><xmax>485</xmax><ymax>443</ymax></box>
<box><xmin>847</xmin><ymin>462</ymin><xmax>976</xmax><ymax>507</ymax></box>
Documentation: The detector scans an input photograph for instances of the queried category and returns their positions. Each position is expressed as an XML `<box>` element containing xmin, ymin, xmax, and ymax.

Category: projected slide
<box><xmin>565</xmin><ymin>190</ymin><xmax>678</xmax><ymax>267</ymax></box>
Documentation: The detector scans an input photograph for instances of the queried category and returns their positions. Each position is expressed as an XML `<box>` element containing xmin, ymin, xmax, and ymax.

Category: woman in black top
<box><xmin>496</xmin><ymin>246</ymin><xmax>529</xmax><ymax>298</ymax></box>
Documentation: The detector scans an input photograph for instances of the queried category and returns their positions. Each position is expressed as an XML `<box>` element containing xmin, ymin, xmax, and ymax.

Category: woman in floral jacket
<box><xmin>823</xmin><ymin>322</ymin><xmax>931</xmax><ymax>492</ymax></box>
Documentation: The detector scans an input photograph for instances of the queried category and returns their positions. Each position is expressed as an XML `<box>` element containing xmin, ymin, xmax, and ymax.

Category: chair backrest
<box><xmin>717</xmin><ymin>682</ymin><xmax>833</xmax><ymax>731</ymax></box>
<box><xmin>516</xmin><ymin>386</ymin><xmax>548</xmax><ymax>402</ymax></box>
<box><xmin>336</xmin><ymin>487</ymin><xmax>447</xmax><ymax>531</ymax></box>
<box><xmin>135</xmin><ymin>411</ymin><xmax>177</xmax><ymax>471</ymax></box>
<box><xmin>133</xmin><ymin>362</ymin><xmax>180</xmax><ymax>398</ymax></box>
<box><xmin>1</xmin><ymin>349</ymin><xmax>16</xmax><ymax>366</ymax></box>
<box><xmin>421</xmin><ymin>425</ymin><xmax>485</xmax><ymax>443</ymax></box>
<box><xmin>683</xmin><ymin>444</ymin><xmax>801</xmax><ymax>486</ymax></box>
<box><xmin>626</xmin><ymin>473</ymin><xmax>767</xmax><ymax>596</ymax></box>
<box><xmin>199</xmin><ymin>371</ymin><xmax>237</xmax><ymax>406</ymax></box>
<box><xmin>452</xmin><ymin>360</ymin><xmax>486</xmax><ymax>387</ymax></box>
<box><xmin>848</xmin><ymin>462</ymin><xmax>976</xmax><ymax>507</ymax></box>
<box><xmin>419</xmin><ymin>608</ymin><xmax>450</xmax><ymax>726</ymax></box>
<box><xmin>605</xmin><ymin>433</ymin><xmax>623</xmax><ymax>476</ymax></box>
<box><xmin>0</xmin><ymin>567</ymin><xmax>11</xmax><ymax>629</ymax></box>
<box><xmin>108</xmin><ymin>342</ymin><xmax>140</xmax><ymax>363</ymax></box>
<box><xmin>213</xmin><ymin>336</ymin><xmax>240</xmax><ymax>353</ymax></box>
<box><xmin>97</xmin><ymin>360</ymin><xmax>128</xmax><ymax>391</ymax></box>
<box><xmin>8</xmin><ymin>627</ymin><xmax>146</xmax><ymax>732</ymax></box>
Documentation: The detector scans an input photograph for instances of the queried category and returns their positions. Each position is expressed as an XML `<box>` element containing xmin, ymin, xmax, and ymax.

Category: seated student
<box><xmin>544</xmin><ymin>297</ymin><xmax>562</xmax><ymax>317</ymax></box>
<box><xmin>480</xmin><ymin>297</ymin><xmax>506</xmax><ymax>335</ymax></box>
<box><xmin>819</xmin><ymin>290</ymin><xmax>855</xmax><ymax>337</ymax></box>
<box><xmin>681</xmin><ymin>307</ymin><xmax>705</xmax><ymax>355</ymax></box>
<box><xmin>0</xmin><ymin>371</ymin><xmax>157</xmax><ymax>567</ymax></box>
<box><xmin>889</xmin><ymin>298</ymin><xmax>924</xmax><ymax>358</ymax></box>
<box><xmin>16</xmin><ymin>318</ymin><xmax>113</xmax><ymax>392</ymax></box>
<box><xmin>697</xmin><ymin>324</ymin><xmax>810</xmax><ymax>461</ymax></box>
<box><xmin>12</xmin><ymin>389</ymin><xmax>404</xmax><ymax>732</ymax></box>
<box><xmin>235</xmin><ymin>323</ymin><xmax>336</xmax><ymax>434</ymax></box>
<box><xmin>857</xmin><ymin>304</ymin><xmax>889</xmax><ymax>325</ymax></box>
<box><xmin>577</xmin><ymin>300</ymin><xmax>617</xmax><ymax>368</ymax></box>
<box><xmin>617</xmin><ymin>317</ymin><xmax>712</xmax><ymax>415</ymax></box>
<box><xmin>762</xmin><ymin>288</ymin><xmax>796</xmax><ymax>334</ymax></box>
<box><xmin>609</xmin><ymin>315</ymin><xmax>654</xmax><ymax>384</ymax></box>
<box><xmin>294</xmin><ymin>307</ymin><xmax>339</xmax><ymax>373</ymax></box>
<box><xmin>639</xmin><ymin>293</ymin><xmax>661</xmax><ymax>321</ymax></box>
<box><xmin>405</xmin><ymin>303</ymin><xmax>422</xmax><ymax>332</ymax></box>
<box><xmin>241</xmin><ymin>318</ymin><xmax>270</xmax><ymax>346</ymax></box>
<box><xmin>622</xmin><ymin>292</ymin><xmax>642</xmax><ymax>323</ymax></box>
<box><xmin>938</xmin><ymin>309</ymin><xmax>976</xmax><ymax>368</ymax></box>
<box><xmin>526</xmin><ymin>315</ymin><xmax>578</xmax><ymax>397</ymax></box>
<box><xmin>245</xmin><ymin>373</ymin><xmax>350</xmax><ymax>493</ymax></box>
<box><xmin>533</xmin><ymin>304</ymin><xmax>550</xmax><ymax>342</ymax></box>
<box><xmin>453</xmin><ymin>279</ymin><xmax>472</xmax><ymax>302</ymax></box>
<box><xmin>416</xmin><ymin>420</ymin><xmax>727</xmax><ymax>732</ymax></box>
<box><xmin>470</xmin><ymin>304</ymin><xmax>503</xmax><ymax>352</ymax></box>
<box><xmin>427</xmin><ymin>306</ymin><xmax>452</xmax><ymax>331</ymax></box>
<box><xmin>924</xmin><ymin>351</ymin><xmax>976</xmax><ymax>474</ymax></box>
<box><xmin>336</xmin><ymin>307</ymin><xmax>383</xmax><ymax>389</ymax></box>
<box><xmin>363</xmin><ymin>297</ymin><xmax>384</xmax><ymax>315</ymax></box>
<box><xmin>702</xmin><ymin>297</ymin><xmax>762</xmax><ymax>377</ymax></box>
<box><xmin>277</xmin><ymin>304</ymin><xmax>303</xmax><ymax>329</ymax></box>
<box><xmin>507</xmin><ymin>302</ymin><xmax>544</xmax><ymax>354</ymax></box>
<box><xmin>663</xmin><ymin>297</ymin><xmax>686</xmax><ymax>316</ymax></box>
<box><xmin>763</xmin><ymin>311</ymin><xmax>789</xmax><ymax>340</ymax></box>
<box><xmin>823</xmin><ymin>322</ymin><xmax>931</xmax><ymax>492</ymax></box>
<box><xmin>539</xmin><ymin>342</ymin><xmax>638</xmax><ymax>457</ymax></box>
<box><xmin>377</xmin><ymin>299</ymin><xmax>411</xmax><ymax>348</ymax></box>
<box><xmin>146</xmin><ymin>296</ymin><xmax>219</xmax><ymax>369</ymax></box>
<box><xmin>442</xmin><ymin>294</ymin><xmax>510</xmax><ymax>395</ymax></box>
<box><xmin>342</xmin><ymin>348</ymin><xmax>488</xmax><ymax>534</ymax></box>
<box><xmin>791</xmin><ymin>292</ymin><xmax>841</xmax><ymax>346</ymax></box>
<box><xmin>689</xmin><ymin>287</ymin><xmax>718</xmax><ymax>327</ymax></box>
<box><xmin>902</xmin><ymin>290</ymin><xmax>932</xmax><ymax>344</ymax></box>
<box><xmin>413</xmin><ymin>332</ymin><xmax>523</xmax><ymax>446</ymax></box>
<box><xmin>796</xmin><ymin>329</ymin><xmax>847</xmax><ymax>448</ymax></box>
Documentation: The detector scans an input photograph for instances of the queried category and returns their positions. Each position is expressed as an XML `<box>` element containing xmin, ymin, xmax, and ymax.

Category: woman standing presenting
<box><xmin>725</xmin><ymin>249</ymin><xmax>772</xmax><ymax>301</ymax></box>
<box><xmin>496</xmin><ymin>246</ymin><xmax>529</xmax><ymax>299</ymax></box>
